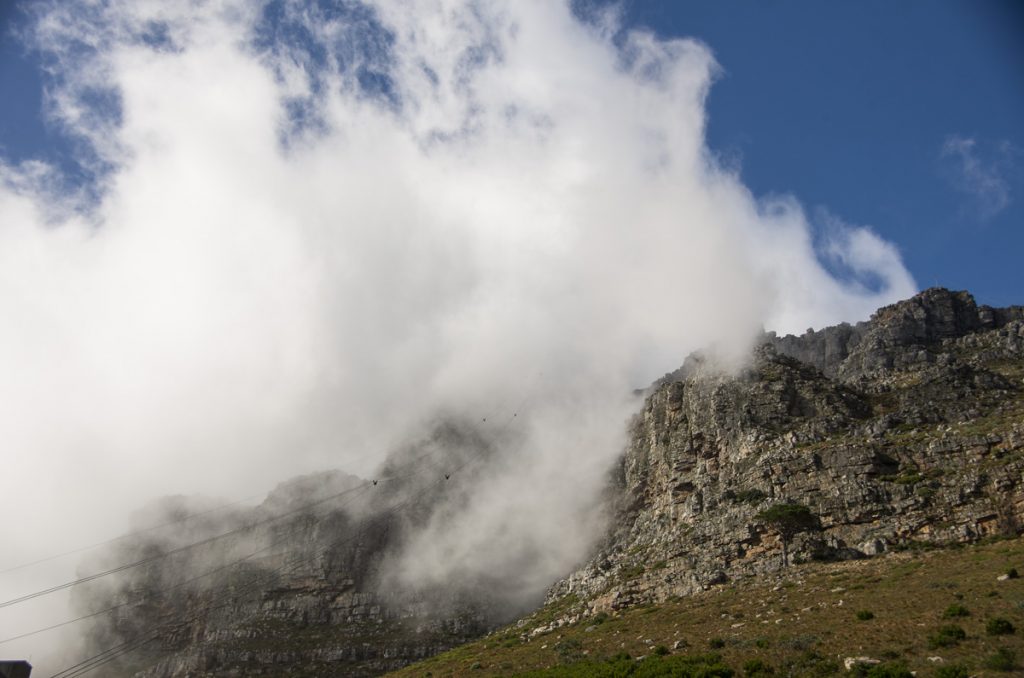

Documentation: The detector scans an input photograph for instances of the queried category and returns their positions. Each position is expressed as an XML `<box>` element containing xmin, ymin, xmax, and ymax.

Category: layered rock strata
<box><xmin>552</xmin><ymin>288</ymin><xmax>1024</xmax><ymax>612</ymax></box>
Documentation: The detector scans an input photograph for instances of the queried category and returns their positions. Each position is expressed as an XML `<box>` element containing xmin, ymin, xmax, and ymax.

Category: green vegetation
<box><xmin>941</xmin><ymin>604</ymin><xmax>970</xmax><ymax>618</ymax></box>
<box><xmin>982</xmin><ymin>647</ymin><xmax>1017</xmax><ymax>671</ymax></box>
<box><xmin>855</xmin><ymin>610</ymin><xmax>875</xmax><ymax>621</ymax></box>
<box><xmin>755</xmin><ymin>504</ymin><xmax>818</xmax><ymax>566</ymax></box>
<box><xmin>933</xmin><ymin>665</ymin><xmax>969</xmax><ymax>678</ymax></box>
<box><xmin>508</xmin><ymin>652</ymin><xmax>734</xmax><ymax>677</ymax></box>
<box><xmin>553</xmin><ymin>638</ymin><xmax>583</xmax><ymax>663</ymax></box>
<box><xmin>619</xmin><ymin>564</ymin><xmax>646</xmax><ymax>581</ymax></box>
<box><xmin>741</xmin><ymin>658</ymin><xmax>773</xmax><ymax>677</ymax></box>
<box><xmin>927</xmin><ymin>625</ymin><xmax>966</xmax><ymax>649</ymax></box>
<box><xmin>388</xmin><ymin>538</ymin><xmax>1024</xmax><ymax>678</ymax></box>
<box><xmin>986</xmin><ymin>617</ymin><xmax>1016</xmax><ymax>635</ymax></box>
<box><xmin>727</xmin><ymin>489</ymin><xmax>767</xmax><ymax>505</ymax></box>
<box><xmin>849</xmin><ymin>662</ymin><xmax>912</xmax><ymax>678</ymax></box>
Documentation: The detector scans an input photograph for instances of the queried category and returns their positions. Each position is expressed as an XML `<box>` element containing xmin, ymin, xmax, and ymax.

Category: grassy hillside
<box><xmin>387</xmin><ymin>538</ymin><xmax>1024</xmax><ymax>677</ymax></box>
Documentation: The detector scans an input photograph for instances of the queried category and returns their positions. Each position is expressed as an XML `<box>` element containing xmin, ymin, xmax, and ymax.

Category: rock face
<box><xmin>73</xmin><ymin>425</ymin><xmax>504</xmax><ymax>677</ymax></box>
<box><xmin>75</xmin><ymin>288</ymin><xmax>1024</xmax><ymax>675</ymax></box>
<box><xmin>551</xmin><ymin>288</ymin><xmax>1024</xmax><ymax>611</ymax></box>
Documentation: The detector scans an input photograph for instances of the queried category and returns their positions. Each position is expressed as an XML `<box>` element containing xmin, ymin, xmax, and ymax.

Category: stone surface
<box><xmin>549</xmin><ymin>288</ymin><xmax>1024</xmax><ymax>615</ymax></box>
<box><xmin>75</xmin><ymin>287</ymin><xmax>1024</xmax><ymax>675</ymax></box>
<box><xmin>73</xmin><ymin>427</ymin><xmax>503</xmax><ymax>677</ymax></box>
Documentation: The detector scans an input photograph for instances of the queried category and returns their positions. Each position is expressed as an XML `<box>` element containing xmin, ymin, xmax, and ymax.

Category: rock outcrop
<box><xmin>73</xmin><ymin>425</ymin><xmax>504</xmax><ymax>677</ymax></box>
<box><xmin>75</xmin><ymin>288</ymin><xmax>1024</xmax><ymax>675</ymax></box>
<box><xmin>551</xmin><ymin>288</ymin><xmax>1024</xmax><ymax>612</ymax></box>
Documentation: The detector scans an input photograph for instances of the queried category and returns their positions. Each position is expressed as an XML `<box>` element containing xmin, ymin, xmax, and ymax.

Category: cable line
<box><xmin>0</xmin><ymin>539</ymin><xmax>280</xmax><ymax>645</ymax></box>
<box><xmin>0</xmin><ymin>479</ymin><xmax>381</xmax><ymax>610</ymax></box>
<box><xmin>46</xmin><ymin>476</ymin><xmax>446</xmax><ymax>678</ymax></box>
<box><xmin>17</xmin><ymin>404</ymin><xmax>528</xmax><ymax>674</ymax></box>
<box><xmin>1</xmin><ymin>493</ymin><xmax>264</xmax><ymax>575</ymax></box>
<box><xmin>1</xmin><ymin>482</ymin><xmax>377</xmax><ymax>645</ymax></box>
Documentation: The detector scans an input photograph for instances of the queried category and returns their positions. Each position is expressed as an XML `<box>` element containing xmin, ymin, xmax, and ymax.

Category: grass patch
<box><xmin>982</xmin><ymin>647</ymin><xmax>1018</xmax><ymax>671</ymax></box>
<box><xmin>927</xmin><ymin>624</ymin><xmax>967</xmax><ymax>649</ymax></box>
<box><xmin>387</xmin><ymin>538</ymin><xmax>1024</xmax><ymax>678</ymax></box>
<box><xmin>727</xmin><ymin>488</ymin><xmax>768</xmax><ymax>504</ymax></box>
<box><xmin>742</xmin><ymin>658</ymin><xmax>774</xmax><ymax>676</ymax></box>
<box><xmin>933</xmin><ymin>665</ymin><xmax>969</xmax><ymax>678</ymax></box>
<box><xmin>849</xmin><ymin>662</ymin><xmax>913</xmax><ymax>678</ymax></box>
<box><xmin>986</xmin><ymin>617</ymin><xmax>1016</xmax><ymax>635</ymax></box>
<box><xmin>510</xmin><ymin>652</ymin><xmax>734</xmax><ymax>677</ymax></box>
<box><xmin>941</xmin><ymin>603</ymin><xmax>970</xmax><ymax>618</ymax></box>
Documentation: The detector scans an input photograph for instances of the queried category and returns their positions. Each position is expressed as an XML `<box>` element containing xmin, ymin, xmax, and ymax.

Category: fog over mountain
<box><xmin>0</xmin><ymin>1</ymin><xmax>914</xmax><ymax>671</ymax></box>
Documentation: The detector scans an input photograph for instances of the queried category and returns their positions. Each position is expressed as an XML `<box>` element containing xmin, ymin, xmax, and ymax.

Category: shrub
<box><xmin>934</xmin><ymin>665</ymin><xmax>969</xmax><ymax>678</ymax></box>
<box><xmin>509</xmin><ymin>652</ymin><xmax>737</xmax><ymax>677</ymax></box>
<box><xmin>865</xmin><ymin>663</ymin><xmax>913</xmax><ymax>678</ymax></box>
<box><xmin>986</xmin><ymin>617</ymin><xmax>1015</xmax><ymax>635</ymax></box>
<box><xmin>982</xmin><ymin>647</ymin><xmax>1017</xmax><ymax>671</ymax></box>
<box><xmin>653</xmin><ymin>645</ymin><xmax>670</xmax><ymax>656</ymax></box>
<box><xmin>856</xmin><ymin>610</ymin><xmax>875</xmax><ymax>621</ymax></box>
<box><xmin>756</xmin><ymin>503</ymin><xmax>819</xmax><ymax>566</ymax></box>
<box><xmin>1007</xmin><ymin>567</ymin><xmax>1019</xmax><ymax>579</ymax></box>
<box><xmin>849</xmin><ymin>662</ymin><xmax>912</xmax><ymax>678</ymax></box>
<box><xmin>780</xmin><ymin>651</ymin><xmax>839</xmax><ymax>677</ymax></box>
<box><xmin>620</xmin><ymin>564</ymin><xmax>646</xmax><ymax>580</ymax></box>
<box><xmin>927</xmin><ymin>624</ymin><xmax>966</xmax><ymax>648</ymax></box>
<box><xmin>554</xmin><ymin>638</ymin><xmax>584</xmax><ymax>663</ymax></box>
<box><xmin>778</xmin><ymin>634</ymin><xmax>818</xmax><ymax>651</ymax></box>
<box><xmin>743</xmin><ymin>658</ymin><xmax>775</xmax><ymax>677</ymax></box>
<box><xmin>709</xmin><ymin>637</ymin><xmax>726</xmax><ymax>649</ymax></box>
<box><xmin>668</xmin><ymin>653</ymin><xmax>735</xmax><ymax>678</ymax></box>
<box><xmin>730</xmin><ymin>488</ymin><xmax>767</xmax><ymax>504</ymax></box>
<box><xmin>754</xmin><ymin>638</ymin><xmax>770</xmax><ymax>649</ymax></box>
<box><xmin>942</xmin><ymin>604</ymin><xmax>969</xmax><ymax>618</ymax></box>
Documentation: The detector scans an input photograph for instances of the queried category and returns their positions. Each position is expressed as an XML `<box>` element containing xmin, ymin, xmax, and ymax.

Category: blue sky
<box><xmin>622</xmin><ymin>0</ymin><xmax>1024</xmax><ymax>308</ymax></box>
<box><xmin>0</xmin><ymin>0</ymin><xmax>1021</xmax><ymax>306</ymax></box>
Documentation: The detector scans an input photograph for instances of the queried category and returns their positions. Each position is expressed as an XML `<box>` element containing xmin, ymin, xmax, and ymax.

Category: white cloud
<box><xmin>0</xmin><ymin>0</ymin><xmax>916</xmax><ymax>667</ymax></box>
<box><xmin>941</xmin><ymin>134</ymin><xmax>1015</xmax><ymax>219</ymax></box>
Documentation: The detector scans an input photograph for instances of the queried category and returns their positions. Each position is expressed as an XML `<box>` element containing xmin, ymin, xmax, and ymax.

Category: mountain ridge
<box><xmin>70</xmin><ymin>287</ymin><xmax>1024</xmax><ymax>676</ymax></box>
<box><xmin>546</xmin><ymin>287</ymin><xmax>1024</xmax><ymax>615</ymax></box>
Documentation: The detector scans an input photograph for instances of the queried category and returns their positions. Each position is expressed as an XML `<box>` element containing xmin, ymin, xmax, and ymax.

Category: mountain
<box><xmin>69</xmin><ymin>288</ymin><xmax>1024</xmax><ymax>676</ymax></box>
<box><xmin>391</xmin><ymin>288</ymin><xmax>1024</xmax><ymax>677</ymax></box>
<box><xmin>70</xmin><ymin>424</ymin><xmax>507</xmax><ymax>677</ymax></box>
<box><xmin>546</xmin><ymin>288</ymin><xmax>1024</xmax><ymax>611</ymax></box>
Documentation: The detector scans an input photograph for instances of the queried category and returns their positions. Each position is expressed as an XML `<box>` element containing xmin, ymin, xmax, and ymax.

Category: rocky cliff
<box><xmin>549</xmin><ymin>288</ymin><xmax>1024</xmax><ymax>616</ymax></box>
<box><xmin>72</xmin><ymin>424</ymin><xmax>506</xmax><ymax>677</ymax></box>
<box><xmin>73</xmin><ymin>288</ymin><xmax>1024</xmax><ymax>675</ymax></box>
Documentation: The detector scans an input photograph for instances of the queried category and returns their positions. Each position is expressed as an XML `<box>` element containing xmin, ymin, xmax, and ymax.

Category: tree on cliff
<box><xmin>756</xmin><ymin>503</ymin><xmax>818</xmax><ymax>567</ymax></box>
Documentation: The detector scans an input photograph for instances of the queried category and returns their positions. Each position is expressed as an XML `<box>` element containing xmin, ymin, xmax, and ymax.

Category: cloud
<box><xmin>0</xmin><ymin>0</ymin><xmax>916</xmax><ymax>668</ymax></box>
<box><xmin>940</xmin><ymin>134</ymin><xmax>1015</xmax><ymax>219</ymax></box>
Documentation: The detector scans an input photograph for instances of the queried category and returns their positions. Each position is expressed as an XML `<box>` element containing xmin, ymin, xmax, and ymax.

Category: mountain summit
<box><xmin>551</xmin><ymin>288</ymin><xmax>1024</xmax><ymax>611</ymax></box>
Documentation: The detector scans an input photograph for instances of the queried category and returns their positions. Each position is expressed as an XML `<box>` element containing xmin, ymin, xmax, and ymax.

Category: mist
<box><xmin>0</xmin><ymin>0</ymin><xmax>915</xmax><ymax>671</ymax></box>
